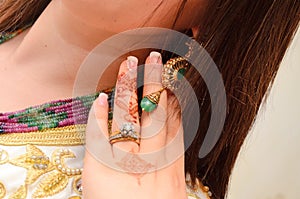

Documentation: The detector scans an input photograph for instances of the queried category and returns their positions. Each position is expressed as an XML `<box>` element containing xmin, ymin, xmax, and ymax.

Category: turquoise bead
<box><xmin>141</xmin><ymin>97</ymin><xmax>157</xmax><ymax>112</ymax></box>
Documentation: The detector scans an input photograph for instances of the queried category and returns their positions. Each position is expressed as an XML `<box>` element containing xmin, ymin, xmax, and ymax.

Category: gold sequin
<box><xmin>0</xmin><ymin>125</ymin><xmax>86</xmax><ymax>146</ymax></box>
<box><xmin>0</xmin><ymin>182</ymin><xmax>6</xmax><ymax>199</ymax></box>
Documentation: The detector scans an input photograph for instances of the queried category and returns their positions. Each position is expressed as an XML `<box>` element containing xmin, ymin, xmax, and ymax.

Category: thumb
<box><xmin>85</xmin><ymin>93</ymin><xmax>111</xmax><ymax>161</ymax></box>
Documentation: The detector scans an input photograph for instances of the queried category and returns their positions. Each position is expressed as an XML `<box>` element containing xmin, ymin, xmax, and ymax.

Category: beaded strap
<box><xmin>0</xmin><ymin>24</ymin><xmax>32</xmax><ymax>44</ymax></box>
<box><xmin>0</xmin><ymin>88</ymin><xmax>114</xmax><ymax>133</ymax></box>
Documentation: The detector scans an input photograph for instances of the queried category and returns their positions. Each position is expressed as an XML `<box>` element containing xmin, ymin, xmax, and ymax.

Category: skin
<box><xmin>0</xmin><ymin>0</ymin><xmax>207</xmax><ymax>198</ymax></box>
<box><xmin>0</xmin><ymin>0</ymin><xmax>206</xmax><ymax>111</ymax></box>
<box><xmin>84</xmin><ymin>54</ymin><xmax>186</xmax><ymax>198</ymax></box>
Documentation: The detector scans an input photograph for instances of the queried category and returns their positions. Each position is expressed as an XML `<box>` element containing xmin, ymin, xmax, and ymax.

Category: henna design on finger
<box><xmin>116</xmin><ymin>152</ymin><xmax>155</xmax><ymax>185</ymax></box>
<box><xmin>128</xmin><ymin>90</ymin><xmax>139</xmax><ymax>124</ymax></box>
<box><xmin>115</xmin><ymin>99</ymin><xmax>129</xmax><ymax>111</ymax></box>
<box><xmin>115</xmin><ymin>70</ymin><xmax>139</xmax><ymax>124</ymax></box>
<box><xmin>116</xmin><ymin>72</ymin><xmax>137</xmax><ymax>92</ymax></box>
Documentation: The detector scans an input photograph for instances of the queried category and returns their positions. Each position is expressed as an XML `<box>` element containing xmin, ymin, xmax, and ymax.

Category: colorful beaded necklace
<box><xmin>0</xmin><ymin>89</ymin><xmax>114</xmax><ymax>133</ymax></box>
<box><xmin>0</xmin><ymin>24</ymin><xmax>32</xmax><ymax>44</ymax></box>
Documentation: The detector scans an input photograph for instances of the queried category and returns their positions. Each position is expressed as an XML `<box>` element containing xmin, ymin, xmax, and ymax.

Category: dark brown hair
<box><xmin>0</xmin><ymin>0</ymin><xmax>50</xmax><ymax>32</ymax></box>
<box><xmin>1</xmin><ymin>0</ymin><xmax>299</xmax><ymax>199</ymax></box>
<box><xmin>184</xmin><ymin>1</ymin><xmax>300</xmax><ymax>199</ymax></box>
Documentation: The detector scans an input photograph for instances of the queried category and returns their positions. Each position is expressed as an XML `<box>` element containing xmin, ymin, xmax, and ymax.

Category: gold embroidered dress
<box><xmin>0</xmin><ymin>91</ymin><xmax>111</xmax><ymax>199</ymax></box>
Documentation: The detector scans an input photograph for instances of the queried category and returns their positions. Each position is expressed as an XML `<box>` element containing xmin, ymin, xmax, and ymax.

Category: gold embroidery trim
<box><xmin>186</xmin><ymin>173</ymin><xmax>212</xmax><ymax>199</ymax></box>
<box><xmin>0</xmin><ymin>125</ymin><xmax>86</xmax><ymax>146</ymax></box>
<box><xmin>8</xmin><ymin>145</ymin><xmax>82</xmax><ymax>198</ymax></box>
<box><xmin>72</xmin><ymin>176</ymin><xmax>82</xmax><ymax>195</ymax></box>
<box><xmin>187</xmin><ymin>193</ymin><xmax>201</xmax><ymax>199</ymax></box>
<box><xmin>9</xmin><ymin>145</ymin><xmax>55</xmax><ymax>185</ymax></box>
<box><xmin>0</xmin><ymin>182</ymin><xmax>6</xmax><ymax>199</ymax></box>
<box><xmin>0</xmin><ymin>149</ymin><xmax>9</xmax><ymax>165</ymax></box>
<box><xmin>32</xmin><ymin>171</ymin><xmax>69</xmax><ymax>198</ymax></box>
<box><xmin>68</xmin><ymin>196</ymin><xmax>81</xmax><ymax>199</ymax></box>
<box><xmin>9</xmin><ymin>185</ymin><xmax>27</xmax><ymax>199</ymax></box>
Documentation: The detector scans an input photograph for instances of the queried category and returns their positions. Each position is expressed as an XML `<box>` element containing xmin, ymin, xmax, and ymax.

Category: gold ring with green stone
<box><xmin>140</xmin><ymin>88</ymin><xmax>165</xmax><ymax>112</ymax></box>
<box><xmin>140</xmin><ymin>57</ymin><xmax>191</xmax><ymax>113</ymax></box>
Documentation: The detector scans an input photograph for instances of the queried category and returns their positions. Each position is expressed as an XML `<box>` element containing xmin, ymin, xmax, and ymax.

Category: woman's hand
<box><xmin>82</xmin><ymin>52</ymin><xmax>187</xmax><ymax>199</ymax></box>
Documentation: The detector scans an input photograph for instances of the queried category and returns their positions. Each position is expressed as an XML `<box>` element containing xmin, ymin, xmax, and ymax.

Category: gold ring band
<box><xmin>109</xmin><ymin>135</ymin><xmax>140</xmax><ymax>145</ymax></box>
<box><xmin>109</xmin><ymin>123</ymin><xmax>140</xmax><ymax>145</ymax></box>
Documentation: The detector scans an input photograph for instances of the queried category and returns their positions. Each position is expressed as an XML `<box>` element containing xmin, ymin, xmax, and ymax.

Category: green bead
<box><xmin>28</xmin><ymin>122</ymin><xmax>37</xmax><ymax>127</ymax></box>
<box><xmin>140</xmin><ymin>97</ymin><xmax>157</xmax><ymax>112</ymax></box>
<box><xmin>37</xmin><ymin>125</ymin><xmax>43</xmax><ymax>131</ymax></box>
<box><xmin>108</xmin><ymin>112</ymin><xmax>113</xmax><ymax>120</ymax></box>
<box><xmin>177</xmin><ymin>68</ymin><xmax>186</xmax><ymax>80</ymax></box>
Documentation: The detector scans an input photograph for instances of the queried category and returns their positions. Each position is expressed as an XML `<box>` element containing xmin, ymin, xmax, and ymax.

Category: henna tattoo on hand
<box><xmin>128</xmin><ymin>90</ymin><xmax>139</xmax><ymax>124</ymax></box>
<box><xmin>116</xmin><ymin>72</ymin><xmax>137</xmax><ymax>92</ymax></box>
<box><xmin>116</xmin><ymin>152</ymin><xmax>155</xmax><ymax>185</ymax></box>
<box><xmin>115</xmin><ymin>71</ymin><xmax>139</xmax><ymax>124</ymax></box>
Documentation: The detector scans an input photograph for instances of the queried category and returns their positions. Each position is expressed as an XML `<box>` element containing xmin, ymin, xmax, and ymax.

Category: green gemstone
<box><xmin>140</xmin><ymin>97</ymin><xmax>157</xmax><ymax>112</ymax></box>
<box><xmin>108</xmin><ymin>112</ymin><xmax>113</xmax><ymax>120</ymax></box>
<box><xmin>177</xmin><ymin>68</ymin><xmax>186</xmax><ymax>80</ymax></box>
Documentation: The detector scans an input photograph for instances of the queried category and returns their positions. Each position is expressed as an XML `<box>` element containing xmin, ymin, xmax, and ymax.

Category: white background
<box><xmin>228</xmin><ymin>27</ymin><xmax>300</xmax><ymax>198</ymax></box>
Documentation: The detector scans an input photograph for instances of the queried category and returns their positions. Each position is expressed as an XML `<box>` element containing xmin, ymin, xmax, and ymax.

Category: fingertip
<box><xmin>98</xmin><ymin>92</ymin><xmax>108</xmax><ymax>106</ymax></box>
<box><xmin>93</xmin><ymin>92</ymin><xmax>109</xmax><ymax>120</ymax></box>
<box><xmin>127</xmin><ymin>55</ymin><xmax>138</xmax><ymax>63</ymax></box>
<box><xmin>127</xmin><ymin>56</ymin><xmax>138</xmax><ymax>70</ymax></box>
<box><xmin>144</xmin><ymin>51</ymin><xmax>163</xmax><ymax>84</ymax></box>
<box><xmin>149</xmin><ymin>51</ymin><xmax>162</xmax><ymax>64</ymax></box>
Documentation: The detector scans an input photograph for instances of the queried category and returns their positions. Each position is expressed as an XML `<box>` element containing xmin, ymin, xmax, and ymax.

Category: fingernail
<box><xmin>98</xmin><ymin>93</ymin><xmax>108</xmax><ymax>106</ymax></box>
<box><xmin>150</xmin><ymin>51</ymin><xmax>161</xmax><ymax>63</ymax></box>
<box><xmin>127</xmin><ymin>56</ymin><xmax>138</xmax><ymax>71</ymax></box>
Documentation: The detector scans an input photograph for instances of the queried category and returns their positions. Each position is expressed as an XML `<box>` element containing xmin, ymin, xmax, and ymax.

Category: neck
<box><xmin>11</xmin><ymin>1</ymin><xmax>124</xmax><ymax>94</ymax></box>
<box><xmin>14</xmin><ymin>0</ymin><xmax>117</xmax><ymax>56</ymax></box>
